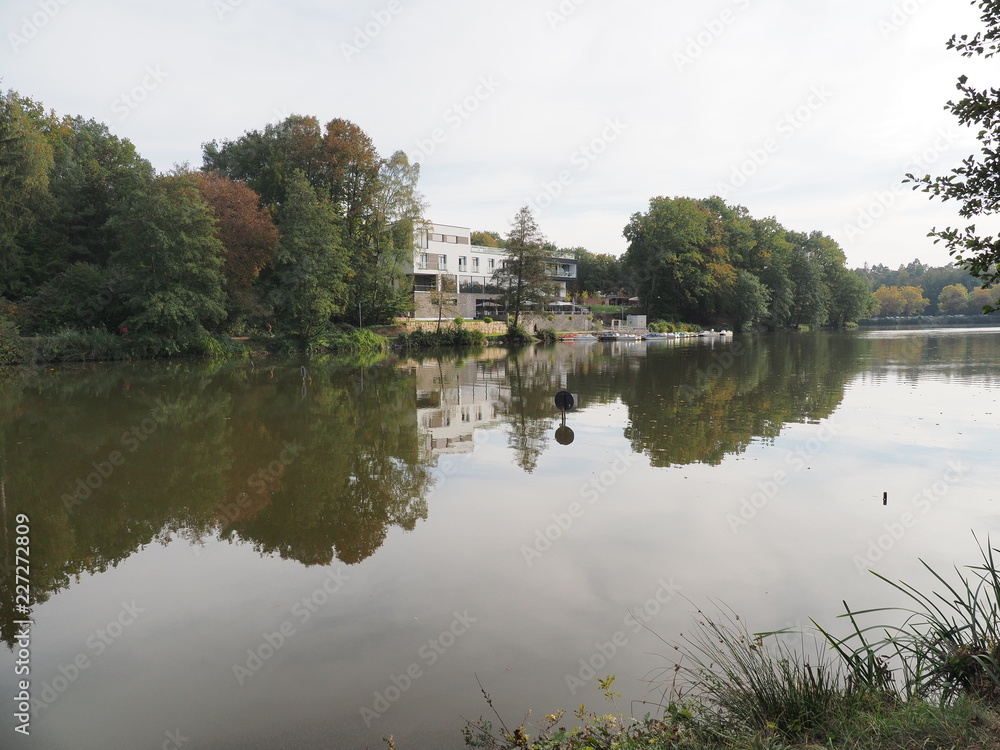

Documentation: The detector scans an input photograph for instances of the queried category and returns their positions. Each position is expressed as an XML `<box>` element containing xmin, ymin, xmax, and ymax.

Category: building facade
<box><xmin>408</xmin><ymin>222</ymin><xmax>578</xmax><ymax>320</ymax></box>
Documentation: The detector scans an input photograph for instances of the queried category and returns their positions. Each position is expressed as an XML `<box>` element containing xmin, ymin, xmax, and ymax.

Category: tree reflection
<box><xmin>3</xmin><ymin>330</ymin><xmax>998</xmax><ymax>647</ymax></box>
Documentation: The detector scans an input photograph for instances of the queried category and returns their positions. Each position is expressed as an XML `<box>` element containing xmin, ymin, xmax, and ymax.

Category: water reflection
<box><xmin>2</xmin><ymin>330</ymin><xmax>998</xmax><ymax>649</ymax></box>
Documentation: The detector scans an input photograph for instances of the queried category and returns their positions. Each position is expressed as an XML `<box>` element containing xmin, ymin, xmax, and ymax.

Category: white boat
<box><xmin>598</xmin><ymin>331</ymin><xmax>641</xmax><ymax>341</ymax></box>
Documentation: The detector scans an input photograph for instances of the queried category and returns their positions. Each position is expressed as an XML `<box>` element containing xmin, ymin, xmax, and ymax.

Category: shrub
<box><xmin>454</xmin><ymin>316</ymin><xmax>465</xmax><ymax>327</ymax></box>
<box><xmin>194</xmin><ymin>335</ymin><xmax>250</xmax><ymax>358</ymax></box>
<box><xmin>535</xmin><ymin>327</ymin><xmax>557</xmax><ymax>343</ymax></box>
<box><xmin>30</xmin><ymin>328</ymin><xmax>131</xmax><ymax>362</ymax></box>
<box><xmin>15</xmin><ymin>263</ymin><xmax>112</xmax><ymax>334</ymax></box>
<box><xmin>504</xmin><ymin>324</ymin><xmax>532</xmax><ymax>344</ymax></box>
<box><xmin>396</xmin><ymin>326</ymin><xmax>485</xmax><ymax>349</ymax></box>
<box><xmin>0</xmin><ymin>315</ymin><xmax>28</xmax><ymax>365</ymax></box>
<box><xmin>482</xmin><ymin>316</ymin><xmax>493</xmax><ymax>324</ymax></box>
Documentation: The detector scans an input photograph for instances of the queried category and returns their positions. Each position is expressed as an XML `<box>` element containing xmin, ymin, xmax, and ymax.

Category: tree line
<box><xmin>0</xmin><ymin>89</ymin><xmax>425</xmax><ymax>354</ymax></box>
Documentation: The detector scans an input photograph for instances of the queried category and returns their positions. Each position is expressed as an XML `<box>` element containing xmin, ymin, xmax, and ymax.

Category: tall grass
<box><xmin>661</xmin><ymin>603</ymin><xmax>856</xmax><ymax>742</ymax></box>
<box><xmin>819</xmin><ymin>534</ymin><xmax>1000</xmax><ymax>704</ymax></box>
<box><xmin>462</xmin><ymin>539</ymin><xmax>1000</xmax><ymax>750</ymax></box>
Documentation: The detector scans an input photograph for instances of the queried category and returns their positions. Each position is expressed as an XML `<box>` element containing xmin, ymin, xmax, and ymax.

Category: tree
<box><xmin>570</xmin><ymin>247</ymin><xmax>625</xmax><ymax>298</ymax></box>
<box><xmin>732</xmin><ymin>269</ymin><xmax>770</xmax><ymax>331</ymax></box>
<box><xmin>353</xmin><ymin>150</ymin><xmax>424</xmax><ymax>325</ymax></box>
<box><xmin>471</xmin><ymin>230</ymin><xmax>503</xmax><ymax>247</ymax></box>
<box><xmin>906</xmin><ymin>0</ymin><xmax>1000</xmax><ymax>312</ymax></box>
<box><xmin>827</xmin><ymin>267</ymin><xmax>877</xmax><ymax>326</ymax></box>
<box><xmin>622</xmin><ymin>196</ymin><xmax>733</xmax><ymax>321</ymax></box>
<box><xmin>108</xmin><ymin>173</ymin><xmax>226</xmax><ymax>352</ymax></box>
<box><xmin>873</xmin><ymin>285</ymin><xmax>906</xmax><ymax>317</ymax></box>
<box><xmin>938</xmin><ymin>282</ymin><xmax>971</xmax><ymax>314</ymax></box>
<box><xmin>429</xmin><ymin>275</ymin><xmax>458</xmax><ymax>333</ymax></box>
<box><xmin>494</xmin><ymin>206</ymin><xmax>557</xmax><ymax>331</ymax></box>
<box><xmin>194</xmin><ymin>172</ymin><xmax>279</xmax><ymax>329</ymax></box>
<box><xmin>268</xmin><ymin>172</ymin><xmax>352</xmax><ymax>341</ymax></box>
<box><xmin>0</xmin><ymin>90</ymin><xmax>54</xmax><ymax>297</ymax></box>
<box><xmin>967</xmin><ymin>285</ymin><xmax>998</xmax><ymax>314</ymax></box>
<box><xmin>899</xmin><ymin>285</ymin><xmax>930</xmax><ymax>315</ymax></box>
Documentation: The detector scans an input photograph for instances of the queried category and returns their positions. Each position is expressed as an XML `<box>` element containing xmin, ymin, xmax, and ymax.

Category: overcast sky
<box><xmin>2</xmin><ymin>0</ymin><xmax>994</xmax><ymax>269</ymax></box>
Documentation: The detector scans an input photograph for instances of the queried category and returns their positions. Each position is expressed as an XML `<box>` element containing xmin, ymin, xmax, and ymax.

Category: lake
<box><xmin>1</xmin><ymin>328</ymin><xmax>998</xmax><ymax>749</ymax></box>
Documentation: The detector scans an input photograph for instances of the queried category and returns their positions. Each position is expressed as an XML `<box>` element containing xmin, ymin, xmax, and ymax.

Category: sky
<box><xmin>1</xmin><ymin>0</ymin><xmax>995</xmax><ymax>269</ymax></box>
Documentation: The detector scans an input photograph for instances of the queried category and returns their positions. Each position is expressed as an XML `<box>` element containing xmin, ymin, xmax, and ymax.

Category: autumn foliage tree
<box><xmin>194</xmin><ymin>172</ymin><xmax>279</xmax><ymax>329</ymax></box>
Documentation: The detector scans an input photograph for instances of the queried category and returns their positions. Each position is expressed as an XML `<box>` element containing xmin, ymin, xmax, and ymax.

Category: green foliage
<box><xmin>733</xmin><ymin>269</ymin><xmax>770</xmax><ymax>331</ymax></box>
<box><xmin>482</xmin><ymin>316</ymin><xmax>493</xmax><ymax>324</ymax></box>
<box><xmin>109</xmin><ymin>173</ymin><xmax>226</xmax><ymax>353</ymax></box>
<box><xmin>0</xmin><ymin>314</ymin><xmax>28</xmax><ymax>365</ymax></box>
<box><xmin>193</xmin><ymin>335</ymin><xmax>250</xmax><ymax>359</ymax></box>
<box><xmin>0</xmin><ymin>90</ymin><xmax>55</xmax><ymax>298</ymax></box>
<box><xmin>494</xmin><ymin>206</ymin><xmax>559</xmax><ymax>329</ymax></box>
<box><xmin>648</xmin><ymin>320</ymin><xmax>700</xmax><ymax>333</ymax></box>
<box><xmin>396</xmin><ymin>326</ymin><xmax>485</xmax><ymax>349</ymax></box>
<box><xmin>535</xmin><ymin>327</ymin><xmax>557</xmax><ymax>343</ymax></box>
<box><xmin>325</xmin><ymin>327</ymin><xmax>389</xmax><ymax>354</ymax></box>
<box><xmin>624</xmin><ymin>198</ymin><xmax>875</xmax><ymax>329</ymax></box>
<box><xmin>454</xmin><ymin>316</ymin><xmax>465</xmax><ymax>327</ymax></box>
<box><xmin>268</xmin><ymin>171</ymin><xmax>352</xmax><ymax>341</ymax></box>
<box><xmin>29</xmin><ymin>328</ymin><xmax>130</xmax><ymax>362</ymax></box>
<box><xmin>15</xmin><ymin>262</ymin><xmax>111</xmax><ymax>334</ymax></box>
<box><xmin>504</xmin><ymin>324</ymin><xmax>533</xmax><ymax>345</ymax></box>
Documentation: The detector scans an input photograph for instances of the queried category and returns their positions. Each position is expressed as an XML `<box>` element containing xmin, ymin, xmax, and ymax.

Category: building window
<box><xmin>446</xmin><ymin>235</ymin><xmax>458</xmax><ymax>243</ymax></box>
<box><xmin>438</xmin><ymin>255</ymin><xmax>447</xmax><ymax>271</ymax></box>
<box><xmin>419</xmin><ymin>253</ymin><xmax>429</xmax><ymax>270</ymax></box>
<box><xmin>458</xmin><ymin>256</ymin><xmax>467</xmax><ymax>272</ymax></box>
<box><xmin>472</xmin><ymin>257</ymin><xmax>479</xmax><ymax>272</ymax></box>
<box><xmin>429</xmin><ymin>233</ymin><xmax>443</xmax><ymax>242</ymax></box>
<box><xmin>488</xmin><ymin>258</ymin><xmax>495</xmax><ymax>271</ymax></box>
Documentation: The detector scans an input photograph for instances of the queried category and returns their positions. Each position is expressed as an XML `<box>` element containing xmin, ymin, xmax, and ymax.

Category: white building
<box><xmin>408</xmin><ymin>222</ymin><xmax>578</xmax><ymax>320</ymax></box>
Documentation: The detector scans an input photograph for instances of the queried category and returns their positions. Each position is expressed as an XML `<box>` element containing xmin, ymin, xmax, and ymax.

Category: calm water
<box><xmin>1</xmin><ymin>329</ymin><xmax>998</xmax><ymax>749</ymax></box>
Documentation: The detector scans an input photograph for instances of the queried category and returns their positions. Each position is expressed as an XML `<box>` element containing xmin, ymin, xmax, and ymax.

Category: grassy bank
<box><xmin>462</xmin><ymin>536</ymin><xmax>1000</xmax><ymax>750</ymax></box>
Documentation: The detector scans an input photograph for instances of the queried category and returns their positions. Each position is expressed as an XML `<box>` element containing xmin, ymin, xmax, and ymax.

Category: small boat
<box><xmin>642</xmin><ymin>332</ymin><xmax>675</xmax><ymax>340</ymax></box>
<box><xmin>558</xmin><ymin>332</ymin><xmax>597</xmax><ymax>341</ymax></box>
<box><xmin>598</xmin><ymin>331</ymin><xmax>641</xmax><ymax>341</ymax></box>
<box><xmin>698</xmin><ymin>329</ymin><xmax>735</xmax><ymax>337</ymax></box>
